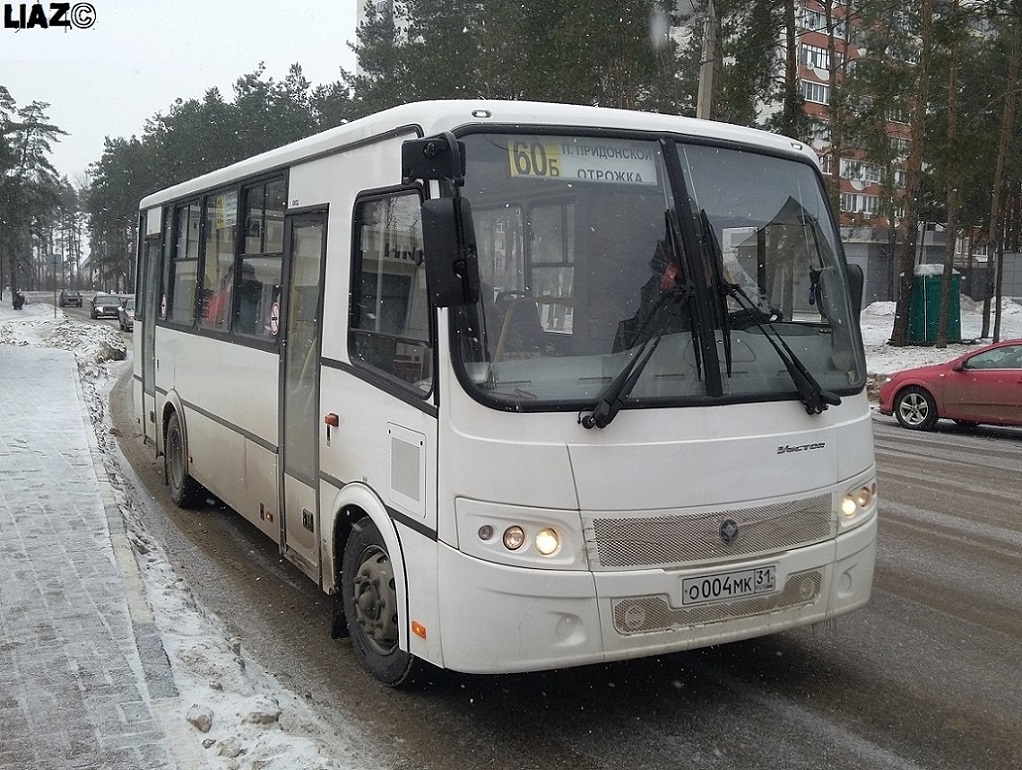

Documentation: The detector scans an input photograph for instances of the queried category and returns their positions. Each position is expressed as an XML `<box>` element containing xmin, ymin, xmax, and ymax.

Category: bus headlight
<box><xmin>840</xmin><ymin>480</ymin><xmax>877</xmax><ymax>526</ymax></box>
<box><xmin>840</xmin><ymin>496</ymin><xmax>858</xmax><ymax>518</ymax></box>
<box><xmin>856</xmin><ymin>485</ymin><xmax>875</xmax><ymax>509</ymax></box>
<box><xmin>502</xmin><ymin>525</ymin><xmax>526</xmax><ymax>551</ymax></box>
<box><xmin>534</xmin><ymin>528</ymin><xmax>560</xmax><ymax>556</ymax></box>
<box><xmin>456</xmin><ymin>499</ymin><xmax>586</xmax><ymax>569</ymax></box>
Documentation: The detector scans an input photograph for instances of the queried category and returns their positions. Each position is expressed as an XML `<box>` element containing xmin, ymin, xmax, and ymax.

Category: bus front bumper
<box><xmin>435</xmin><ymin>516</ymin><xmax>876</xmax><ymax>674</ymax></box>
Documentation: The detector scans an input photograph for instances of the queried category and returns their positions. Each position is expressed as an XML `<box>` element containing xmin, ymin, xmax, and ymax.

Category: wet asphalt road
<box><xmin>107</xmin><ymin>364</ymin><xmax>1022</xmax><ymax>770</ymax></box>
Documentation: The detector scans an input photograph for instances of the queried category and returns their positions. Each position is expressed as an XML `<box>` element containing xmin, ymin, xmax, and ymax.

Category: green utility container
<box><xmin>908</xmin><ymin>272</ymin><xmax>961</xmax><ymax>343</ymax></box>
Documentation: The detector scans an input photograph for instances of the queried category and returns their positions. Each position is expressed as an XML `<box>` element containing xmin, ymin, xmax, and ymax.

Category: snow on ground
<box><xmin>1</xmin><ymin>290</ymin><xmax>1020</xmax><ymax>769</ymax></box>
<box><xmin>0</xmin><ymin>295</ymin><xmax>383</xmax><ymax>770</ymax></box>
<box><xmin>863</xmin><ymin>294</ymin><xmax>1022</xmax><ymax>373</ymax></box>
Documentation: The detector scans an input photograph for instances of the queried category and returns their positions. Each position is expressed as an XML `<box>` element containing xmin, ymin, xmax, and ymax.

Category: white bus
<box><xmin>133</xmin><ymin>100</ymin><xmax>877</xmax><ymax>686</ymax></box>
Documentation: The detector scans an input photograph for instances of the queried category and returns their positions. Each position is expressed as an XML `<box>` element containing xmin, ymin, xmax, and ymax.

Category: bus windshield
<box><xmin>453</xmin><ymin>132</ymin><xmax>866</xmax><ymax>410</ymax></box>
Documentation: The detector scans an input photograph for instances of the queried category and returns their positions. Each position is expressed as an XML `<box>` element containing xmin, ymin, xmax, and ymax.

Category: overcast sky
<box><xmin>2</xmin><ymin>0</ymin><xmax>358</xmax><ymax>183</ymax></box>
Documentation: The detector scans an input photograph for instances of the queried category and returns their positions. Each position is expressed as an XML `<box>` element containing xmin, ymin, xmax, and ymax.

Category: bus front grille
<box><xmin>588</xmin><ymin>495</ymin><xmax>832</xmax><ymax>569</ymax></box>
<box><xmin>612</xmin><ymin>569</ymin><xmax>823</xmax><ymax>635</ymax></box>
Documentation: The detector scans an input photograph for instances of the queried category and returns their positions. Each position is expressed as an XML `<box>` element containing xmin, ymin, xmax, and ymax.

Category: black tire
<box><xmin>342</xmin><ymin>517</ymin><xmax>420</xmax><ymax>687</ymax></box>
<box><xmin>164</xmin><ymin>411</ymin><xmax>201</xmax><ymax>507</ymax></box>
<box><xmin>893</xmin><ymin>386</ymin><xmax>939</xmax><ymax>430</ymax></box>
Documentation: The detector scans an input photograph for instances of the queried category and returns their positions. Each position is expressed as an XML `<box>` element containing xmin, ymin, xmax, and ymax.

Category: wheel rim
<box><xmin>352</xmin><ymin>546</ymin><xmax>398</xmax><ymax>656</ymax></box>
<box><xmin>898</xmin><ymin>392</ymin><xmax>929</xmax><ymax>426</ymax></box>
<box><xmin>168</xmin><ymin>425</ymin><xmax>185</xmax><ymax>490</ymax></box>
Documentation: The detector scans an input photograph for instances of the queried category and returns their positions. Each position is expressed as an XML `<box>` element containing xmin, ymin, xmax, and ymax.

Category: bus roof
<box><xmin>139</xmin><ymin>100</ymin><xmax>818</xmax><ymax>209</ymax></box>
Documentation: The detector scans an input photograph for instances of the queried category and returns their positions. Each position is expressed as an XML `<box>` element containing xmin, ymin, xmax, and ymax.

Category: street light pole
<box><xmin>696</xmin><ymin>0</ymin><xmax>717</xmax><ymax>120</ymax></box>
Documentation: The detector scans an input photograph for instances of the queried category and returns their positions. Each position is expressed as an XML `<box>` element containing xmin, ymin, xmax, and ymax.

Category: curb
<box><xmin>71</xmin><ymin>357</ymin><xmax>211</xmax><ymax>769</ymax></box>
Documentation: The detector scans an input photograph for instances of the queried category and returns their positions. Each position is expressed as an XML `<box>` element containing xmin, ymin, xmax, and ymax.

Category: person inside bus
<box><xmin>612</xmin><ymin>228</ymin><xmax>692</xmax><ymax>352</ymax></box>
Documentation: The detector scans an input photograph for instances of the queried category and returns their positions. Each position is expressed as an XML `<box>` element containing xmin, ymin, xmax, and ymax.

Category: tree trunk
<box><xmin>780</xmin><ymin>0</ymin><xmax>799</xmax><ymax>139</ymax></box>
<box><xmin>982</xmin><ymin>10</ymin><xmax>1020</xmax><ymax>339</ymax></box>
<box><xmin>891</xmin><ymin>0</ymin><xmax>934</xmax><ymax>346</ymax></box>
<box><xmin>936</xmin><ymin>0</ymin><xmax>961</xmax><ymax>349</ymax></box>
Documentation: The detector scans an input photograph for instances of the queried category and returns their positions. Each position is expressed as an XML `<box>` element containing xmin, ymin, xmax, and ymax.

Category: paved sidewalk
<box><xmin>0</xmin><ymin>347</ymin><xmax>181</xmax><ymax>769</ymax></box>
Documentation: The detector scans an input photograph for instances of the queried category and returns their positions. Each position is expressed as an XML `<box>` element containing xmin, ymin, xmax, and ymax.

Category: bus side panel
<box><xmin>318</xmin><ymin>365</ymin><xmax>440</xmax><ymax>539</ymax></box>
<box><xmin>185</xmin><ymin>408</ymin><xmax>245</xmax><ymax>508</ymax></box>
<box><xmin>155</xmin><ymin>328</ymin><xmax>281</xmax><ymax>534</ymax></box>
<box><xmin>394</xmin><ymin>522</ymin><xmax>443</xmax><ymax>667</ymax></box>
<box><xmin>131</xmin><ymin>376</ymin><xmax>145</xmax><ymax>440</ymax></box>
<box><xmin>244</xmin><ymin>441</ymin><xmax>282</xmax><ymax>542</ymax></box>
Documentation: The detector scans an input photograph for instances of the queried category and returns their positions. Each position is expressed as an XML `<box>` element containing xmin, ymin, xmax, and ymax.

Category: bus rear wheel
<box><xmin>341</xmin><ymin>516</ymin><xmax>419</xmax><ymax>687</ymax></box>
<box><xmin>165</xmin><ymin>411</ymin><xmax>201</xmax><ymax>508</ymax></box>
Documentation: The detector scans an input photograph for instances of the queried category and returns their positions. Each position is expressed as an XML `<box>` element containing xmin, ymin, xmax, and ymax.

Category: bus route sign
<box><xmin>507</xmin><ymin>137</ymin><xmax>658</xmax><ymax>186</ymax></box>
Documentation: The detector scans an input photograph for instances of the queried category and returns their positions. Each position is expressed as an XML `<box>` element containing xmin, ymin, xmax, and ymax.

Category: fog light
<box><xmin>503</xmin><ymin>525</ymin><xmax>526</xmax><ymax>550</ymax></box>
<box><xmin>841</xmin><ymin>495</ymin><xmax>858</xmax><ymax>518</ymax></box>
<box><xmin>535</xmin><ymin>528</ymin><xmax>560</xmax><ymax>556</ymax></box>
<box><xmin>478</xmin><ymin>525</ymin><xmax>494</xmax><ymax>541</ymax></box>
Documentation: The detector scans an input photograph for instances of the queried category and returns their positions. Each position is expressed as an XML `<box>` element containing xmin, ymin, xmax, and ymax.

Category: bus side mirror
<box><xmin>402</xmin><ymin>133</ymin><xmax>466</xmax><ymax>185</ymax></box>
<box><xmin>421</xmin><ymin>197</ymin><xmax>480</xmax><ymax>307</ymax></box>
<box><xmin>845</xmin><ymin>263</ymin><xmax>863</xmax><ymax>321</ymax></box>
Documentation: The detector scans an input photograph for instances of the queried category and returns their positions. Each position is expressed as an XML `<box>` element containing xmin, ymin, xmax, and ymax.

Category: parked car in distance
<box><xmin>118</xmin><ymin>297</ymin><xmax>135</xmax><ymax>332</ymax></box>
<box><xmin>878</xmin><ymin>339</ymin><xmax>1022</xmax><ymax>430</ymax></box>
<box><xmin>90</xmin><ymin>293</ymin><xmax>121</xmax><ymax>320</ymax></box>
<box><xmin>59</xmin><ymin>289</ymin><xmax>83</xmax><ymax>308</ymax></box>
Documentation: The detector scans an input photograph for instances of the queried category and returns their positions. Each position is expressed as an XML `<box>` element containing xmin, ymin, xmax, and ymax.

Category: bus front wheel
<box><xmin>341</xmin><ymin>516</ymin><xmax>420</xmax><ymax>687</ymax></box>
<box><xmin>165</xmin><ymin>411</ymin><xmax>201</xmax><ymax>508</ymax></box>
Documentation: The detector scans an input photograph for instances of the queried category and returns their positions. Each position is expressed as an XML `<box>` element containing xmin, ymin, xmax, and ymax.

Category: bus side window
<box><xmin>350</xmin><ymin>190</ymin><xmax>432</xmax><ymax>392</ymax></box>
<box><xmin>234</xmin><ymin>179</ymin><xmax>285</xmax><ymax>340</ymax></box>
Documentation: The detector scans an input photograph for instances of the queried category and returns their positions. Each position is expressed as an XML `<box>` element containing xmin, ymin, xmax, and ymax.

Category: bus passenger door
<box><xmin>279</xmin><ymin>212</ymin><xmax>327</xmax><ymax>578</ymax></box>
<box><xmin>140</xmin><ymin>237</ymin><xmax>160</xmax><ymax>446</ymax></box>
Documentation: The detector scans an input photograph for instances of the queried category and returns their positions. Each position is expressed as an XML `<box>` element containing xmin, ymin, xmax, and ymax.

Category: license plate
<box><xmin>682</xmin><ymin>565</ymin><xmax>777</xmax><ymax>606</ymax></box>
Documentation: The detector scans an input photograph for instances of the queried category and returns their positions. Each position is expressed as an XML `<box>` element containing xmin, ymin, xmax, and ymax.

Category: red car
<box><xmin>878</xmin><ymin>339</ymin><xmax>1022</xmax><ymax>430</ymax></box>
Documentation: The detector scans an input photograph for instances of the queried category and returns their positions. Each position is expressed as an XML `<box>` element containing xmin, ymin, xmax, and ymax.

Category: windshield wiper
<box><xmin>580</xmin><ymin>207</ymin><xmax>702</xmax><ymax>430</ymax></box>
<box><xmin>578</xmin><ymin>334</ymin><xmax>664</xmax><ymax>429</ymax></box>
<box><xmin>696</xmin><ymin>208</ymin><xmax>838</xmax><ymax>415</ymax></box>
<box><xmin>699</xmin><ymin>210</ymin><xmax>733</xmax><ymax>378</ymax></box>
<box><xmin>579</xmin><ymin>277</ymin><xmax>693</xmax><ymax>430</ymax></box>
<box><xmin>726</xmin><ymin>282</ymin><xmax>840</xmax><ymax>415</ymax></box>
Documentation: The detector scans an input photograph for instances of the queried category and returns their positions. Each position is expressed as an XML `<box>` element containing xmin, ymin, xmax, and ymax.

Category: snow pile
<box><xmin>0</xmin><ymin>299</ymin><xmax>127</xmax><ymax>377</ymax></box>
<box><xmin>122</xmin><ymin>518</ymin><xmax>375</xmax><ymax>770</ymax></box>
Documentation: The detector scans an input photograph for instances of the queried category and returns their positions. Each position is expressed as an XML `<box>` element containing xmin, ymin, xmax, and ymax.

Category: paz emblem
<box><xmin>719</xmin><ymin>519</ymin><xmax>740</xmax><ymax>546</ymax></box>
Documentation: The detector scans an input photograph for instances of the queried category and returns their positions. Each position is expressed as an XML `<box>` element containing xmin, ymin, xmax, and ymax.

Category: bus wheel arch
<box><xmin>329</xmin><ymin>505</ymin><xmax>362</xmax><ymax>639</ymax></box>
<box><xmin>326</xmin><ymin>486</ymin><xmax>420</xmax><ymax>686</ymax></box>
<box><xmin>162</xmin><ymin>403</ymin><xmax>201</xmax><ymax>508</ymax></box>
